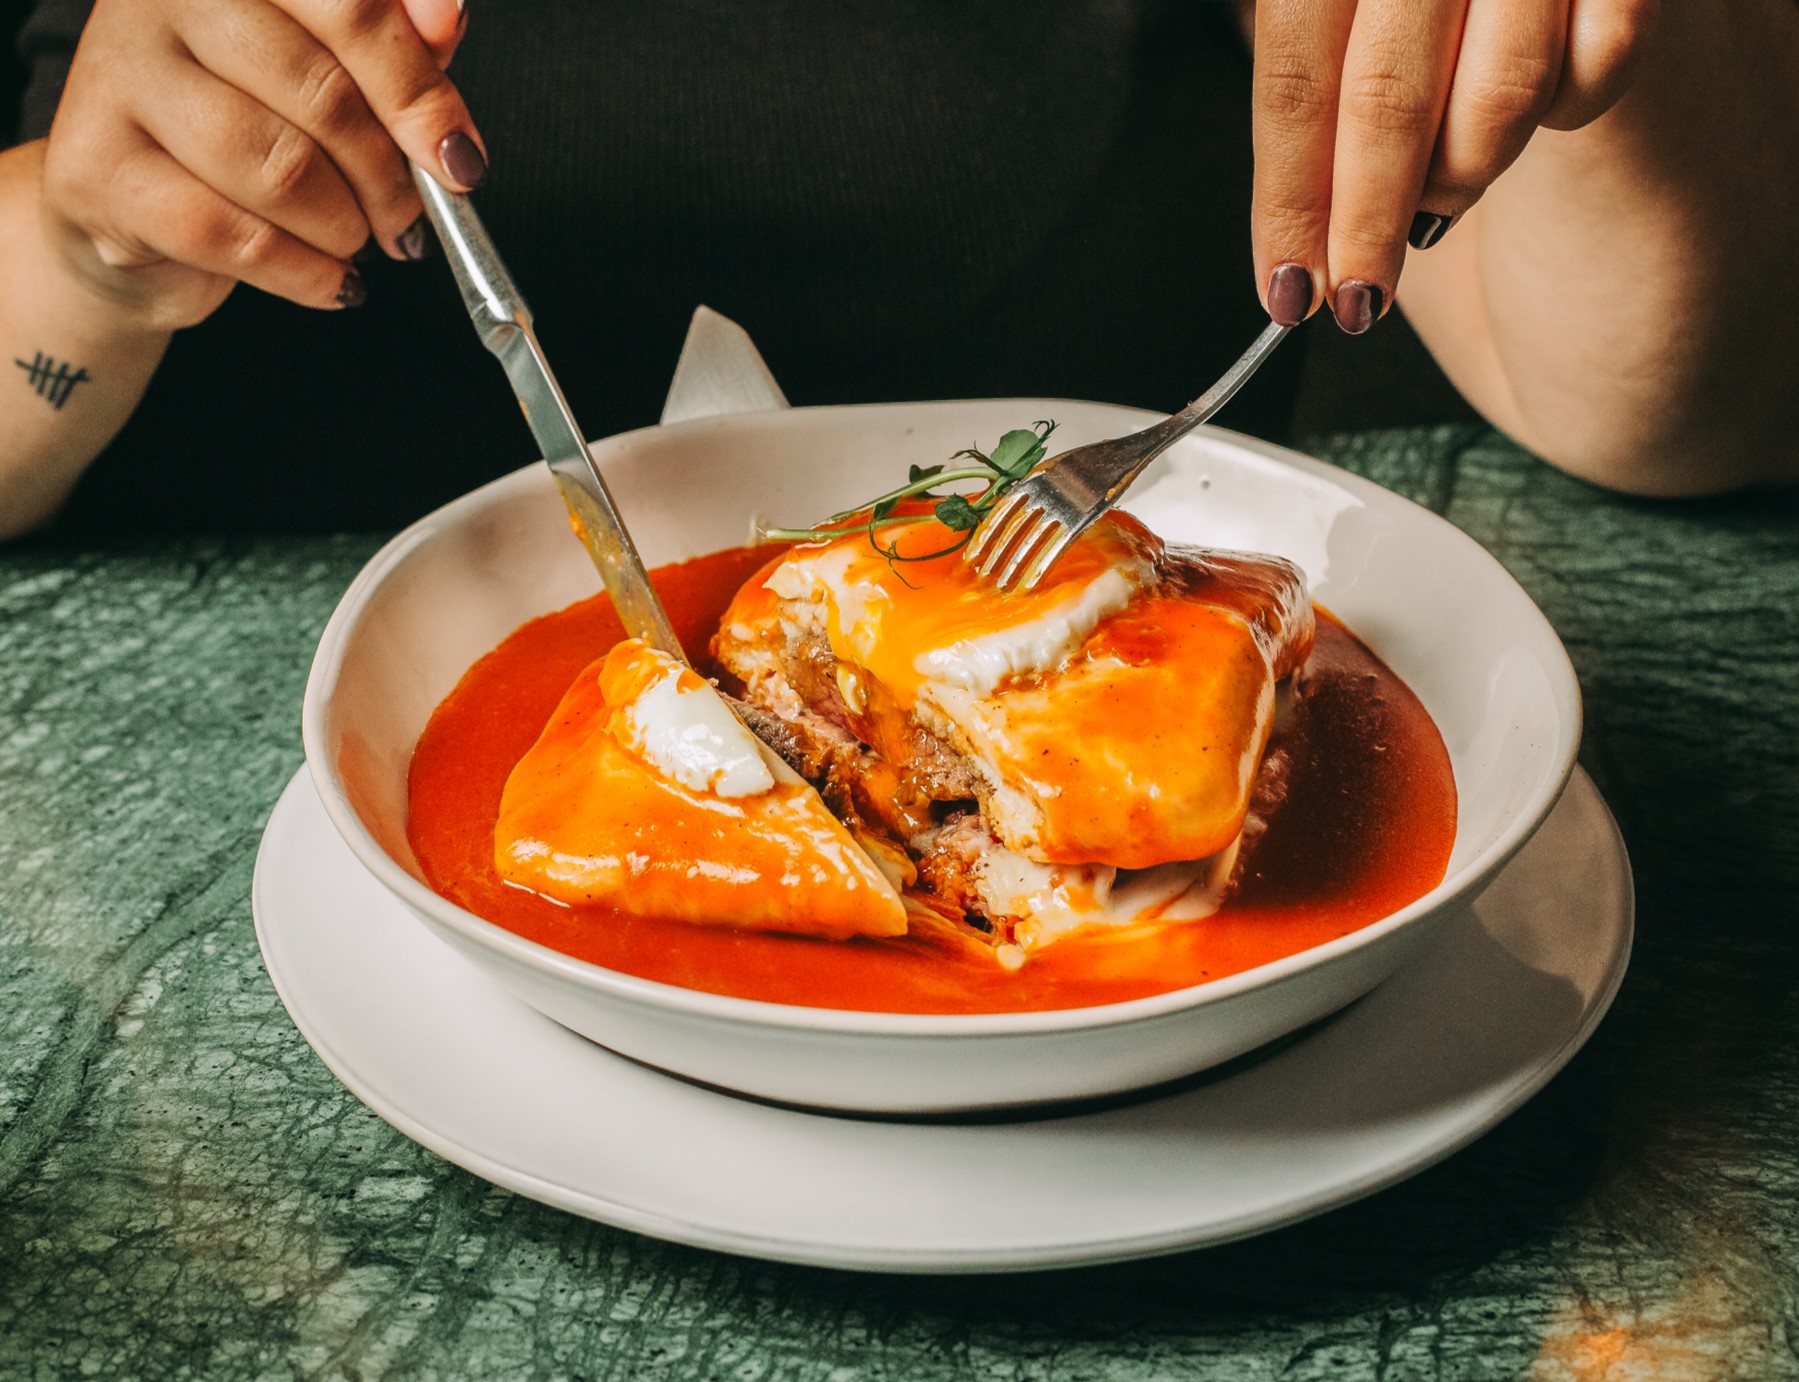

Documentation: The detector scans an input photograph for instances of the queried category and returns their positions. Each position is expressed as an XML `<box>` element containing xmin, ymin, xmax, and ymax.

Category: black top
<box><xmin>14</xmin><ymin>0</ymin><xmax>1306</xmax><ymax>533</ymax></box>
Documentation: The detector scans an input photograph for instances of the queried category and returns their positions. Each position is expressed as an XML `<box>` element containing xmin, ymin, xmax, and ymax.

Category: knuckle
<box><xmin>1343</xmin><ymin>65</ymin><xmax>1438</xmax><ymax>135</ymax></box>
<box><xmin>385</xmin><ymin>68</ymin><xmax>461</xmax><ymax>129</ymax></box>
<box><xmin>1331</xmin><ymin>214</ymin><xmax>1401</xmax><ymax>256</ymax></box>
<box><xmin>1255</xmin><ymin>63</ymin><xmax>1336</xmax><ymax>126</ymax></box>
<box><xmin>1461</xmin><ymin>53</ymin><xmax>1558</xmax><ymax>128</ymax></box>
<box><xmin>297</xmin><ymin>55</ymin><xmax>366</xmax><ymax>138</ymax></box>
<box><xmin>310</xmin><ymin>0</ymin><xmax>463</xmax><ymax>132</ymax></box>
<box><xmin>1254</xmin><ymin>189</ymin><xmax>1330</xmax><ymax>242</ymax></box>
<box><xmin>258</xmin><ymin>124</ymin><xmax>322</xmax><ymax>205</ymax></box>
<box><xmin>214</xmin><ymin>210</ymin><xmax>281</xmax><ymax>271</ymax></box>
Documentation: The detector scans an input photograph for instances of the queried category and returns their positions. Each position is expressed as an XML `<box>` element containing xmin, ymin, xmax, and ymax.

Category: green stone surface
<box><xmin>2</xmin><ymin>427</ymin><xmax>1796</xmax><ymax>1380</ymax></box>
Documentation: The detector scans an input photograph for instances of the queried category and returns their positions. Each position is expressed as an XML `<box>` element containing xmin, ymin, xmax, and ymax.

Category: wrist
<box><xmin>7</xmin><ymin>140</ymin><xmax>193</xmax><ymax>344</ymax></box>
<box><xmin>0</xmin><ymin>143</ymin><xmax>182</xmax><ymax>540</ymax></box>
<box><xmin>38</xmin><ymin>217</ymin><xmax>191</xmax><ymax>342</ymax></box>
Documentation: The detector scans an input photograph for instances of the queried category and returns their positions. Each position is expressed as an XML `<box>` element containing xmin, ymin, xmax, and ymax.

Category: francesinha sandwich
<box><xmin>490</xmin><ymin>432</ymin><xmax>1312</xmax><ymax>963</ymax></box>
<box><xmin>707</xmin><ymin>510</ymin><xmax>1312</xmax><ymax>957</ymax></box>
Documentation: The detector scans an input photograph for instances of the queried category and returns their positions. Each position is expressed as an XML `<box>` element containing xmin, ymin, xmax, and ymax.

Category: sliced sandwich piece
<box><xmin>494</xmin><ymin>639</ymin><xmax>907</xmax><ymax>940</ymax></box>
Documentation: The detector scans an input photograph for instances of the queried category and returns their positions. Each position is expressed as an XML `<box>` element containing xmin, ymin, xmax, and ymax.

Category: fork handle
<box><xmin>1109</xmin><ymin>320</ymin><xmax>1291</xmax><ymax>497</ymax></box>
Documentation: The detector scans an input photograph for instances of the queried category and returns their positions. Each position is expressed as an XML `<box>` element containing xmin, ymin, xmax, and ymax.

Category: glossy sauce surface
<box><xmin>407</xmin><ymin>546</ymin><xmax>1457</xmax><ymax>1014</ymax></box>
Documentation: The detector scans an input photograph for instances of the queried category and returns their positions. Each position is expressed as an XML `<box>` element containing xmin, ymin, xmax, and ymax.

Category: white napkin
<box><xmin>659</xmin><ymin>306</ymin><xmax>791</xmax><ymax>425</ymax></box>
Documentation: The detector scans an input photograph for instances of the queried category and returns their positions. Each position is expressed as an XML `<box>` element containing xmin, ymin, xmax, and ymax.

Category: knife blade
<box><xmin>410</xmin><ymin>164</ymin><xmax>684</xmax><ymax>658</ymax></box>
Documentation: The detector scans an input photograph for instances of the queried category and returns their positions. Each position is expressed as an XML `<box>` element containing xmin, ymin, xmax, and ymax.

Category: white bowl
<box><xmin>301</xmin><ymin>401</ymin><xmax>1581</xmax><ymax>1114</ymax></box>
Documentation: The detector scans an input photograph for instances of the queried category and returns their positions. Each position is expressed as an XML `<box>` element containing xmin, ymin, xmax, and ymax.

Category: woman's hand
<box><xmin>39</xmin><ymin>0</ymin><xmax>482</xmax><ymax>331</ymax></box>
<box><xmin>1251</xmin><ymin>0</ymin><xmax>1660</xmax><ymax>333</ymax></box>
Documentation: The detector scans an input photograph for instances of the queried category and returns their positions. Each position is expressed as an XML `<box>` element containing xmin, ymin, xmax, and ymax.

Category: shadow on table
<box><xmin>854</xmin><ymin>913</ymin><xmax>1603</xmax><ymax>1319</ymax></box>
<box><xmin>941</xmin><ymin>1066</ymin><xmax>1606</xmax><ymax>1311</ymax></box>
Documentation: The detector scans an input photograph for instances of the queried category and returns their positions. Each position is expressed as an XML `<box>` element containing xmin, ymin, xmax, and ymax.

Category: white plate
<box><xmin>254</xmin><ymin>763</ymin><xmax>1631</xmax><ymax>1274</ymax></box>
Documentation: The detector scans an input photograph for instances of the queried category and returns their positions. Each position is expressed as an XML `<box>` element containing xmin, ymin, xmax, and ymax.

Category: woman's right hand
<box><xmin>39</xmin><ymin>0</ymin><xmax>483</xmax><ymax>332</ymax></box>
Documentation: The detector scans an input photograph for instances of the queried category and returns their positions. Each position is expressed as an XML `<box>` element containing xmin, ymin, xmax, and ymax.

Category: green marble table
<box><xmin>2</xmin><ymin>425</ymin><xmax>1796</xmax><ymax>1381</ymax></box>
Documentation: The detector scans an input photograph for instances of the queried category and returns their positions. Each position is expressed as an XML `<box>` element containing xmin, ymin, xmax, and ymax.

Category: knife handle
<box><xmin>409</xmin><ymin>162</ymin><xmax>530</xmax><ymax>353</ymax></box>
<box><xmin>405</xmin><ymin>161</ymin><xmax>688</xmax><ymax>661</ymax></box>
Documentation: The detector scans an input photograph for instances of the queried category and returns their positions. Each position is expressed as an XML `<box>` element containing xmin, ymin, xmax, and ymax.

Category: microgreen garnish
<box><xmin>762</xmin><ymin>421</ymin><xmax>1058</xmax><ymax>573</ymax></box>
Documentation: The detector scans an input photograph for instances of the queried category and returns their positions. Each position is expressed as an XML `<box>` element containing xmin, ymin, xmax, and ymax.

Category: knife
<box><xmin>409</xmin><ymin>164</ymin><xmax>684</xmax><ymax>658</ymax></box>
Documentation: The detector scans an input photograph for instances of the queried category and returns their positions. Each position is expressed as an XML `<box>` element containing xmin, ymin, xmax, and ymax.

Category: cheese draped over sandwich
<box><xmin>493</xmin><ymin>640</ymin><xmax>907</xmax><ymax>940</ymax></box>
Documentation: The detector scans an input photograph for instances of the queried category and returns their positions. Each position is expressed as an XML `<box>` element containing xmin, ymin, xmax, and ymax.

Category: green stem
<box><xmin>821</xmin><ymin>466</ymin><xmax>997</xmax><ymax>525</ymax></box>
<box><xmin>761</xmin><ymin>513</ymin><xmax>940</xmax><ymax>544</ymax></box>
<box><xmin>760</xmin><ymin>421</ymin><xmax>1056</xmax><ymax>571</ymax></box>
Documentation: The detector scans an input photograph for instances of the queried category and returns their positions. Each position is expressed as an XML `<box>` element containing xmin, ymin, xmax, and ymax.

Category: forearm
<box><xmin>1398</xmin><ymin>0</ymin><xmax>1799</xmax><ymax>496</ymax></box>
<box><xmin>0</xmin><ymin>141</ymin><xmax>172</xmax><ymax>539</ymax></box>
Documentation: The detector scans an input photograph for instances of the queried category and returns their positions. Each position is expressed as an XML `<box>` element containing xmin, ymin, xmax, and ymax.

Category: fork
<box><xmin>964</xmin><ymin>320</ymin><xmax>1291</xmax><ymax>592</ymax></box>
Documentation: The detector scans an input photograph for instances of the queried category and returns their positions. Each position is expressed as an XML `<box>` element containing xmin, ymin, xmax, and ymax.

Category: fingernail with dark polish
<box><xmin>1267</xmin><ymin>262</ymin><xmax>1312</xmax><ymax>328</ymax></box>
<box><xmin>1334</xmin><ymin>280</ymin><xmax>1383</xmax><ymax>335</ymax></box>
<box><xmin>438</xmin><ymin>131</ymin><xmax>487</xmax><ymax>190</ymax></box>
<box><xmin>1408</xmin><ymin>211</ymin><xmax>1455</xmax><ymax>251</ymax></box>
<box><xmin>336</xmin><ymin>270</ymin><xmax>368</xmax><ymax>309</ymax></box>
<box><xmin>397</xmin><ymin>213</ymin><xmax>432</xmax><ymax>261</ymax></box>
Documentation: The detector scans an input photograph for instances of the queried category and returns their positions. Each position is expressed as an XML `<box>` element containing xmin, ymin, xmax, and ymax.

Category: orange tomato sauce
<box><xmin>406</xmin><ymin>546</ymin><xmax>1457</xmax><ymax>1014</ymax></box>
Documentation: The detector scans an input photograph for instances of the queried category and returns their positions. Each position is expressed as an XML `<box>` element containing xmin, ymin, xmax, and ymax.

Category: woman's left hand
<box><xmin>1251</xmin><ymin>0</ymin><xmax>1660</xmax><ymax>334</ymax></box>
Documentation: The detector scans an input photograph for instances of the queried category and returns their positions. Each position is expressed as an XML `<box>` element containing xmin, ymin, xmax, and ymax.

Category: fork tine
<box><xmin>1012</xmin><ymin>523</ymin><xmax>1078</xmax><ymax>592</ymax></box>
<box><xmin>966</xmin><ymin>322</ymin><xmax>1293</xmax><ymax>590</ymax></box>
<box><xmin>973</xmin><ymin>499</ymin><xmax>1040</xmax><ymax>579</ymax></box>
<box><xmin>965</xmin><ymin>489</ymin><xmax>1027</xmax><ymax>567</ymax></box>
<box><xmin>996</xmin><ymin>516</ymin><xmax>1062</xmax><ymax>592</ymax></box>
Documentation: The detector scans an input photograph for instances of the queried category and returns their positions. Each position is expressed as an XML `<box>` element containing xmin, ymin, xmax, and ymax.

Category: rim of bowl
<box><xmin>301</xmin><ymin>403</ymin><xmax>1583</xmax><ymax>1040</ymax></box>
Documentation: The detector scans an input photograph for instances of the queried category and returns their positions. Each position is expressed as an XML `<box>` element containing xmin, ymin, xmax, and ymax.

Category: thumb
<box><xmin>399</xmin><ymin>0</ymin><xmax>466</xmax><ymax>69</ymax></box>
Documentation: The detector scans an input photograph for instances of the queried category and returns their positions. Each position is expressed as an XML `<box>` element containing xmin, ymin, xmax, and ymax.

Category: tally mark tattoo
<box><xmin>16</xmin><ymin>352</ymin><xmax>91</xmax><ymax>410</ymax></box>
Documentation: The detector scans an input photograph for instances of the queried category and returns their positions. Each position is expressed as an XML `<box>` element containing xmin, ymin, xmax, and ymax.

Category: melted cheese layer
<box><xmin>913</xmin><ymin>563</ymin><xmax>1143</xmax><ymax>695</ymax></box>
<box><xmin>764</xmin><ymin>515</ymin><xmax>1161</xmax><ymax>703</ymax></box>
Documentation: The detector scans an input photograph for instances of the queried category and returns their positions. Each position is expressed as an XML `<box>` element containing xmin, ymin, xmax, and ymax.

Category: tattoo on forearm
<box><xmin>15</xmin><ymin>352</ymin><xmax>91</xmax><ymax>410</ymax></box>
